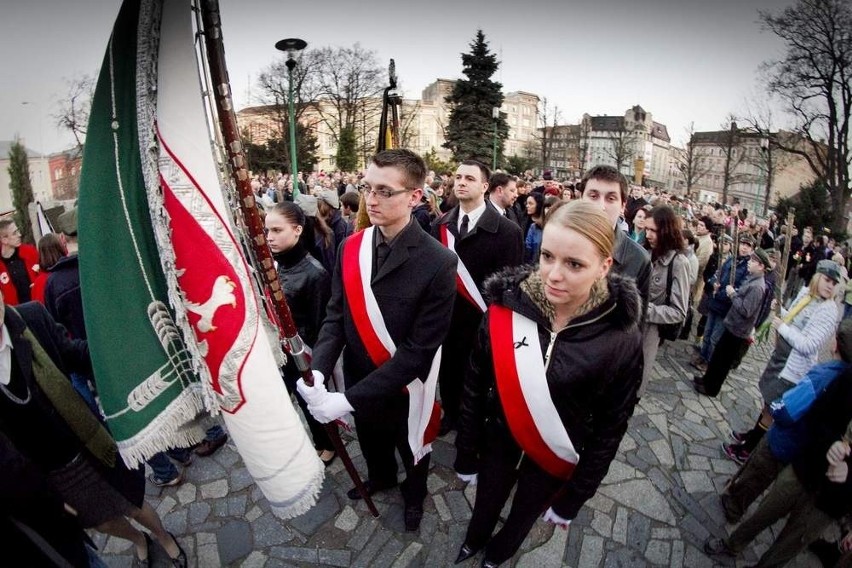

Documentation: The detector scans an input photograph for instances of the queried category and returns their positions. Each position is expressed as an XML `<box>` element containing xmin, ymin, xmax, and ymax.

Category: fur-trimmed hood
<box><xmin>483</xmin><ymin>264</ymin><xmax>642</xmax><ymax>331</ymax></box>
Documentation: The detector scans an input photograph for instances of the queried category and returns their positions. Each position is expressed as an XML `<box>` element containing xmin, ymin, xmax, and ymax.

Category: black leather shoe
<box><xmin>346</xmin><ymin>480</ymin><xmax>396</xmax><ymax>500</ymax></box>
<box><xmin>404</xmin><ymin>503</ymin><xmax>424</xmax><ymax>532</ymax></box>
<box><xmin>455</xmin><ymin>543</ymin><xmax>479</xmax><ymax>564</ymax></box>
<box><xmin>481</xmin><ymin>559</ymin><xmax>500</xmax><ymax>568</ymax></box>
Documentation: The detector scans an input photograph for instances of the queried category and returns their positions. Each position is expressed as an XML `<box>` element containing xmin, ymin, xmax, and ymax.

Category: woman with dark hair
<box><xmin>265</xmin><ymin>202</ymin><xmax>336</xmax><ymax>465</ymax></box>
<box><xmin>640</xmin><ymin>205</ymin><xmax>690</xmax><ymax>394</ymax></box>
<box><xmin>454</xmin><ymin>200</ymin><xmax>643</xmax><ymax>567</ymax></box>
<box><xmin>628</xmin><ymin>205</ymin><xmax>650</xmax><ymax>246</ymax></box>
<box><xmin>31</xmin><ymin>233</ymin><xmax>68</xmax><ymax>304</ymax></box>
<box><xmin>523</xmin><ymin>192</ymin><xmax>545</xmax><ymax>264</ymax></box>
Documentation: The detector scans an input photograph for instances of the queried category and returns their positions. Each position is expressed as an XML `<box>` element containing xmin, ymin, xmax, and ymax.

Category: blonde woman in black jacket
<box><xmin>454</xmin><ymin>200</ymin><xmax>643</xmax><ymax>567</ymax></box>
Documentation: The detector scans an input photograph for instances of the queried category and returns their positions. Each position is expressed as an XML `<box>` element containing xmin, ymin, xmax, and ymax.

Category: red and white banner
<box><xmin>489</xmin><ymin>304</ymin><xmax>579</xmax><ymax>479</ymax></box>
<box><xmin>143</xmin><ymin>0</ymin><xmax>322</xmax><ymax>519</ymax></box>
<box><xmin>439</xmin><ymin>225</ymin><xmax>486</xmax><ymax>313</ymax></box>
<box><xmin>342</xmin><ymin>227</ymin><xmax>441</xmax><ymax>463</ymax></box>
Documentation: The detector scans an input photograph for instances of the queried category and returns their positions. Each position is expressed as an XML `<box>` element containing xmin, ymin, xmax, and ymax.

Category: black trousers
<box><xmin>465</xmin><ymin>423</ymin><xmax>563</xmax><ymax>564</ymax></box>
<box><xmin>354</xmin><ymin>397</ymin><xmax>430</xmax><ymax>506</ymax></box>
<box><xmin>438</xmin><ymin>308</ymin><xmax>482</xmax><ymax>425</ymax></box>
<box><xmin>701</xmin><ymin>328</ymin><xmax>749</xmax><ymax>396</ymax></box>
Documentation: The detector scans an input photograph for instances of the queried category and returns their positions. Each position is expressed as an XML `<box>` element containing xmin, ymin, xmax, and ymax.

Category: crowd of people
<box><xmin>2</xmin><ymin>149</ymin><xmax>852</xmax><ymax>567</ymax></box>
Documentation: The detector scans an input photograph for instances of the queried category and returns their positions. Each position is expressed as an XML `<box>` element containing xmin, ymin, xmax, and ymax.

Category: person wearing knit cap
<box><xmin>694</xmin><ymin>248</ymin><xmax>770</xmax><ymax>396</ymax></box>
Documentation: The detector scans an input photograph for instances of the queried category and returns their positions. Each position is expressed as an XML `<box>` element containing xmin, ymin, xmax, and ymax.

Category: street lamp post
<box><xmin>492</xmin><ymin>106</ymin><xmax>500</xmax><ymax>171</ymax></box>
<box><xmin>759</xmin><ymin>136</ymin><xmax>770</xmax><ymax>215</ymax></box>
<box><xmin>274</xmin><ymin>38</ymin><xmax>307</xmax><ymax>198</ymax></box>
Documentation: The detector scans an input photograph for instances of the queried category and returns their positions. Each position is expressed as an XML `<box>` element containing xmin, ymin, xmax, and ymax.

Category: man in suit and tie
<box><xmin>431</xmin><ymin>161</ymin><xmax>524</xmax><ymax>435</ymax></box>
<box><xmin>487</xmin><ymin>172</ymin><xmax>522</xmax><ymax>229</ymax></box>
<box><xmin>299</xmin><ymin>149</ymin><xmax>457</xmax><ymax>532</ymax></box>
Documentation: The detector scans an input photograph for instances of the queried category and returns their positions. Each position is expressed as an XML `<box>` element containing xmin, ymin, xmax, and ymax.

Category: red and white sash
<box><xmin>439</xmin><ymin>224</ymin><xmax>487</xmax><ymax>313</ymax></box>
<box><xmin>341</xmin><ymin>227</ymin><xmax>442</xmax><ymax>464</ymax></box>
<box><xmin>489</xmin><ymin>304</ymin><xmax>579</xmax><ymax>479</ymax></box>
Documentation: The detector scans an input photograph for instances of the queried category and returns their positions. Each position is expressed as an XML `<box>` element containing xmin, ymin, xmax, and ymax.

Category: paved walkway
<box><xmin>93</xmin><ymin>336</ymin><xmax>826</xmax><ymax>567</ymax></box>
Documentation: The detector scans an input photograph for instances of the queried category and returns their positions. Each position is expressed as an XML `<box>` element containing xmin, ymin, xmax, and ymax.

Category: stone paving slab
<box><xmin>94</xmin><ymin>335</ymin><xmax>824</xmax><ymax>567</ymax></box>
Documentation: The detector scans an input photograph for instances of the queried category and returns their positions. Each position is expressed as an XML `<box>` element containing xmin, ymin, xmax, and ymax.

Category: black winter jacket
<box><xmin>43</xmin><ymin>255</ymin><xmax>86</xmax><ymax>340</ymax></box>
<box><xmin>455</xmin><ymin>266</ymin><xmax>643</xmax><ymax>520</ymax></box>
<box><xmin>274</xmin><ymin>247</ymin><xmax>331</xmax><ymax>347</ymax></box>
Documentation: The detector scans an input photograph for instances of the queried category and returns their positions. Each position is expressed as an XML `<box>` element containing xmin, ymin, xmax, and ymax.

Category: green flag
<box><xmin>78</xmin><ymin>0</ymin><xmax>206</xmax><ymax>466</ymax></box>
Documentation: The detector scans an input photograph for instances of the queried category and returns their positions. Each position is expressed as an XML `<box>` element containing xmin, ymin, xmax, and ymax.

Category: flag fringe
<box><xmin>269</xmin><ymin>466</ymin><xmax>324</xmax><ymax>519</ymax></box>
<box><xmin>134</xmin><ymin>0</ymin><xmax>219</xmax><ymax>415</ymax></box>
<box><xmin>115</xmin><ymin>384</ymin><xmax>208</xmax><ymax>468</ymax></box>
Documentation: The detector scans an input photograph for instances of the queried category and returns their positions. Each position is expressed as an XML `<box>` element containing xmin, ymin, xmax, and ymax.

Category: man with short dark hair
<box><xmin>340</xmin><ymin>191</ymin><xmax>360</xmax><ymax>232</ymax></box>
<box><xmin>487</xmin><ymin>172</ymin><xmax>521</xmax><ymax>228</ymax></box>
<box><xmin>432</xmin><ymin>161</ymin><xmax>523</xmax><ymax>435</ymax></box>
<box><xmin>301</xmin><ymin>149</ymin><xmax>457</xmax><ymax>532</ymax></box>
<box><xmin>580</xmin><ymin>165</ymin><xmax>650</xmax><ymax>306</ymax></box>
<box><xmin>0</xmin><ymin>219</ymin><xmax>39</xmax><ymax>305</ymax></box>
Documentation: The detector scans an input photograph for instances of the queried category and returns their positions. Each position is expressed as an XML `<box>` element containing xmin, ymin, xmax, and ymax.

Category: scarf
<box><xmin>273</xmin><ymin>241</ymin><xmax>307</xmax><ymax>270</ymax></box>
<box><xmin>783</xmin><ymin>294</ymin><xmax>813</xmax><ymax>325</ymax></box>
<box><xmin>24</xmin><ymin>326</ymin><xmax>117</xmax><ymax>468</ymax></box>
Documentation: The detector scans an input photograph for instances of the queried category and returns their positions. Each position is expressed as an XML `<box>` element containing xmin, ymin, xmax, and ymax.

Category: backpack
<box><xmin>658</xmin><ymin>254</ymin><xmax>684</xmax><ymax>342</ymax></box>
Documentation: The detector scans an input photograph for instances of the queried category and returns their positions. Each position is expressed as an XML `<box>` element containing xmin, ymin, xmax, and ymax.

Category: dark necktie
<box><xmin>459</xmin><ymin>214</ymin><xmax>469</xmax><ymax>238</ymax></box>
<box><xmin>504</xmin><ymin>209</ymin><xmax>509</xmax><ymax>218</ymax></box>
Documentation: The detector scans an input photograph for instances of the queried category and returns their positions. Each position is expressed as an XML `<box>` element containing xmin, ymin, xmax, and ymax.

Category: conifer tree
<box><xmin>7</xmin><ymin>139</ymin><xmax>35</xmax><ymax>244</ymax></box>
<box><xmin>336</xmin><ymin>126</ymin><xmax>359</xmax><ymax>172</ymax></box>
<box><xmin>444</xmin><ymin>30</ymin><xmax>509</xmax><ymax>165</ymax></box>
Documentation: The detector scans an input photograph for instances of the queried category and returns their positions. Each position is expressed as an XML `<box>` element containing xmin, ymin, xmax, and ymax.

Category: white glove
<box><xmin>296</xmin><ymin>371</ymin><xmax>327</xmax><ymax>406</ymax></box>
<box><xmin>457</xmin><ymin>473</ymin><xmax>478</xmax><ymax>485</ymax></box>
<box><xmin>542</xmin><ymin>507</ymin><xmax>572</xmax><ymax>529</ymax></box>
<box><xmin>307</xmin><ymin>391</ymin><xmax>354</xmax><ymax>423</ymax></box>
<box><xmin>827</xmin><ymin>440</ymin><xmax>850</xmax><ymax>466</ymax></box>
<box><xmin>827</xmin><ymin>462</ymin><xmax>849</xmax><ymax>484</ymax></box>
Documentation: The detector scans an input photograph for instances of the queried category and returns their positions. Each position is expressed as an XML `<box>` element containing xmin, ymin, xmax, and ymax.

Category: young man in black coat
<box><xmin>580</xmin><ymin>165</ymin><xmax>650</xmax><ymax>308</ymax></box>
<box><xmin>299</xmin><ymin>149</ymin><xmax>457</xmax><ymax>532</ymax></box>
<box><xmin>431</xmin><ymin>161</ymin><xmax>524</xmax><ymax>434</ymax></box>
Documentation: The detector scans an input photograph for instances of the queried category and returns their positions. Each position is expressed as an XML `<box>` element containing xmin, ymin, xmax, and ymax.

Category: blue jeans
<box><xmin>700</xmin><ymin>311</ymin><xmax>727</xmax><ymax>362</ymax></box>
<box><xmin>147</xmin><ymin>425</ymin><xmax>225</xmax><ymax>481</ymax></box>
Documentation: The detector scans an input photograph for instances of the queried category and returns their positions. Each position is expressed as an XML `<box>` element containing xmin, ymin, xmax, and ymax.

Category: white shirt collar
<box><xmin>458</xmin><ymin>201</ymin><xmax>488</xmax><ymax>232</ymax></box>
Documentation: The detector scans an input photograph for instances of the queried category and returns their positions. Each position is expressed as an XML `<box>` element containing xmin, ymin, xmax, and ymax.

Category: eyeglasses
<box><xmin>359</xmin><ymin>184</ymin><xmax>412</xmax><ymax>200</ymax></box>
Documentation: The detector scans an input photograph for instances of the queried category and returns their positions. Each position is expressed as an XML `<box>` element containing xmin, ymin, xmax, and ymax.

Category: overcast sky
<box><xmin>0</xmin><ymin>0</ymin><xmax>790</xmax><ymax>155</ymax></box>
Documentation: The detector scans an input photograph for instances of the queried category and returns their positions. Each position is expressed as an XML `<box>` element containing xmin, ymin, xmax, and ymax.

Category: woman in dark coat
<box><xmin>454</xmin><ymin>200</ymin><xmax>644</xmax><ymax>567</ymax></box>
<box><xmin>265</xmin><ymin>202</ymin><xmax>336</xmax><ymax>465</ymax></box>
<box><xmin>0</xmin><ymin>299</ymin><xmax>186</xmax><ymax>566</ymax></box>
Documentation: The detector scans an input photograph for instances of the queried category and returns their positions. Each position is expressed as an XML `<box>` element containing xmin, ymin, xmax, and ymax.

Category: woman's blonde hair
<box><xmin>544</xmin><ymin>200</ymin><xmax>614</xmax><ymax>260</ymax></box>
<box><xmin>808</xmin><ymin>271</ymin><xmax>834</xmax><ymax>298</ymax></box>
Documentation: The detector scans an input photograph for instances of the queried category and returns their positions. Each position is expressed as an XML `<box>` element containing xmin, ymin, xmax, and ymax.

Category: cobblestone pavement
<box><xmin>93</xmin><ymin>336</ymin><xmax>826</xmax><ymax>567</ymax></box>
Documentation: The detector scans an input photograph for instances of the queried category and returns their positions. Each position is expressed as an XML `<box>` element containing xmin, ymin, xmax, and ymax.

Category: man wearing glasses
<box><xmin>431</xmin><ymin>160</ymin><xmax>523</xmax><ymax>436</ymax></box>
<box><xmin>299</xmin><ymin>149</ymin><xmax>457</xmax><ymax>532</ymax></box>
<box><xmin>0</xmin><ymin>220</ymin><xmax>39</xmax><ymax>306</ymax></box>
